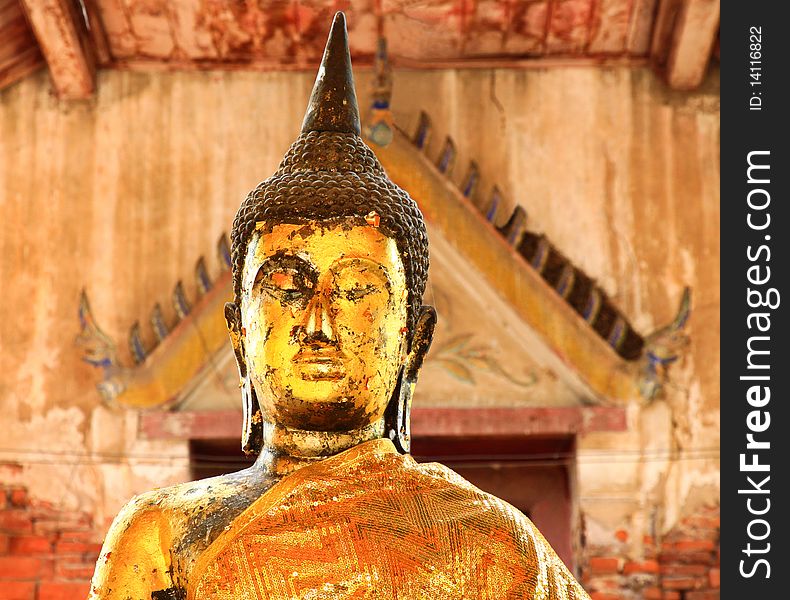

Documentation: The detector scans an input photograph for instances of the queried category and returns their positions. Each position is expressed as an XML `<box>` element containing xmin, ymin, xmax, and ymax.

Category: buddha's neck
<box><xmin>253</xmin><ymin>419</ymin><xmax>386</xmax><ymax>477</ymax></box>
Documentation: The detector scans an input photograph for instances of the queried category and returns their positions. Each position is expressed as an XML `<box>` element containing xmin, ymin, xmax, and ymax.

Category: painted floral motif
<box><xmin>428</xmin><ymin>332</ymin><xmax>537</xmax><ymax>387</ymax></box>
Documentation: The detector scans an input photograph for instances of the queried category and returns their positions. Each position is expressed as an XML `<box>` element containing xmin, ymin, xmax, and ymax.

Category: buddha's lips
<box><xmin>293</xmin><ymin>350</ymin><xmax>346</xmax><ymax>380</ymax></box>
<box><xmin>293</xmin><ymin>348</ymin><xmax>344</xmax><ymax>362</ymax></box>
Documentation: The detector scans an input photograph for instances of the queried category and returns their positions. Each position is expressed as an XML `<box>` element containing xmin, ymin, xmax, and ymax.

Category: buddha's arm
<box><xmin>509</xmin><ymin>542</ymin><xmax>591</xmax><ymax>599</ymax></box>
<box><xmin>508</xmin><ymin>512</ymin><xmax>591</xmax><ymax>599</ymax></box>
<box><xmin>543</xmin><ymin>558</ymin><xmax>591</xmax><ymax>600</ymax></box>
<box><xmin>89</xmin><ymin>496</ymin><xmax>174</xmax><ymax>599</ymax></box>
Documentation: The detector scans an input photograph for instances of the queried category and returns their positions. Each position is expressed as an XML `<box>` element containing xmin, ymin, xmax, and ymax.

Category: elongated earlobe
<box><xmin>406</xmin><ymin>306</ymin><xmax>437</xmax><ymax>381</ymax></box>
<box><xmin>224</xmin><ymin>302</ymin><xmax>246</xmax><ymax>377</ymax></box>
<box><xmin>225</xmin><ymin>302</ymin><xmax>263</xmax><ymax>455</ymax></box>
<box><xmin>385</xmin><ymin>305</ymin><xmax>437</xmax><ymax>453</ymax></box>
<box><xmin>240</xmin><ymin>377</ymin><xmax>263</xmax><ymax>455</ymax></box>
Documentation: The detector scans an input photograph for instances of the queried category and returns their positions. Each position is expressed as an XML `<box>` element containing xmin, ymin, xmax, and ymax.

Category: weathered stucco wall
<box><xmin>0</xmin><ymin>65</ymin><xmax>719</xmax><ymax>589</ymax></box>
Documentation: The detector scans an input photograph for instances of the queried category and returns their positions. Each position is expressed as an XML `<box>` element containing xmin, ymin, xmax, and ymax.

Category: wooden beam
<box><xmin>411</xmin><ymin>407</ymin><xmax>627</xmax><ymax>437</ymax></box>
<box><xmin>0</xmin><ymin>43</ymin><xmax>44</xmax><ymax>90</ymax></box>
<box><xmin>82</xmin><ymin>0</ymin><xmax>111</xmax><ymax>65</ymax></box>
<box><xmin>650</xmin><ymin>0</ymin><xmax>683</xmax><ymax>66</ymax></box>
<box><xmin>107</xmin><ymin>56</ymin><xmax>650</xmax><ymax>74</ymax></box>
<box><xmin>665</xmin><ymin>0</ymin><xmax>719</xmax><ymax>89</ymax></box>
<box><xmin>139</xmin><ymin>407</ymin><xmax>628</xmax><ymax>441</ymax></box>
<box><xmin>626</xmin><ymin>0</ymin><xmax>660</xmax><ymax>55</ymax></box>
<box><xmin>651</xmin><ymin>0</ymin><xmax>719</xmax><ymax>90</ymax></box>
<box><xmin>19</xmin><ymin>0</ymin><xmax>96</xmax><ymax>98</ymax></box>
<box><xmin>0</xmin><ymin>0</ymin><xmax>45</xmax><ymax>90</ymax></box>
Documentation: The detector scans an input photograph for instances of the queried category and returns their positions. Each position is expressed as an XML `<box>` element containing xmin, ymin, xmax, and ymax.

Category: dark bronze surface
<box><xmin>300</xmin><ymin>13</ymin><xmax>361</xmax><ymax>136</ymax></box>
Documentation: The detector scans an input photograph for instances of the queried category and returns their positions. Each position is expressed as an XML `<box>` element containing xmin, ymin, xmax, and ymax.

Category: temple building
<box><xmin>0</xmin><ymin>1</ymin><xmax>719</xmax><ymax>599</ymax></box>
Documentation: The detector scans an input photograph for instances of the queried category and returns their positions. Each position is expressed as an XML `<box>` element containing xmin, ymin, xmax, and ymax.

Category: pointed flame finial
<box><xmin>301</xmin><ymin>12</ymin><xmax>361</xmax><ymax>136</ymax></box>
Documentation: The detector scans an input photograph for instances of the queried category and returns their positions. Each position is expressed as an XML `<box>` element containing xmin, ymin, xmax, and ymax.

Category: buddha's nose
<box><xmin>303</xmin><ymin>291</ymin><xmax>337</xmax><ymax>343</ymax></box>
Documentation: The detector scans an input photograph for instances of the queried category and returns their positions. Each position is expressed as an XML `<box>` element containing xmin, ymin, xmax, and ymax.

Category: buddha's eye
<box><xmin>271</xmin><ymin>270</ymin><xmax>299</xmax><ymax>291</ymax></box>
<box><xmin>341</xmin><ymin>283</ymin><xmax>377</xmax><ymax>302</ymax></box>
<box><xmin>331</xmin><ymin>261</ymin><xmax>390</xmax><ymax>304</ymax></box>
<box><xmin>256</xmin><ymin>267</ymin><xmax>313</xmax><ymax>303</ymax></box>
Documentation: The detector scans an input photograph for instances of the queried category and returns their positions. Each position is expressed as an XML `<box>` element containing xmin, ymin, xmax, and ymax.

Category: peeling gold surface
<box><xmin>88</xmin><ymin>196</ymin><xmax>592</xmax><ymax>599</ymax></box>
<box><xmin>89</xmin><ymin>498</ymin><xmax>174</xmax><ymax>597</ymax></box>
<box><xmin>240</xmin><ymin>223</ymin><xmax>408</xmax><ymax>434</ymax></box>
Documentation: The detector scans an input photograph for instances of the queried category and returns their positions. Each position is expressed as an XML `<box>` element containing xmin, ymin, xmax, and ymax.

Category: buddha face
<box><xmin>238</xmin><ymin>219</ymin><xmax>409</xmax><ymax>432</ymax></box>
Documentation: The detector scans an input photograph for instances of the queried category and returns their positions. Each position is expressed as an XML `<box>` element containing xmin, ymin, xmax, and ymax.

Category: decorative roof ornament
<box><xmin>75</xmin><ymin>247</ymin><xmax>231</xmax><ymax>407</ymax></box>
<box><xmin>364</xmin><ymin>28</ymin><xmax>394</xmax><ymax>147</ymax></box>
<box><xmin>75</xmin><ymin>290</ymin><xmax>128</xmax><ymax>402</ymax></box>
<box><xmin>639</xmin><ymin>287</ymin><xmax>692</xmax><ymax>400</ymax></box>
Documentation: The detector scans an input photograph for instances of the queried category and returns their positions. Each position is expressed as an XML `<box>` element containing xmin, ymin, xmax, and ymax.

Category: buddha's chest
<box><xmin>191</xmin><ymin>527</ymin><xmax>521</xmax><ymax>600</ymax></box>
<box><xmin>189</xmin><ymin>500</ymin><xmax>530</xmax><ymax>600</ymax></box>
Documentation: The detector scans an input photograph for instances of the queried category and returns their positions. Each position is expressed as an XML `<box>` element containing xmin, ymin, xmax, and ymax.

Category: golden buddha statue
<box><xmin>89</xmin><ymin>13</ymin><xmax>589</xmax><ymax>600</ymax></box>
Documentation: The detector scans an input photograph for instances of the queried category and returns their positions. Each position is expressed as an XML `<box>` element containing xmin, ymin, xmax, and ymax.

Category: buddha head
<box><xmin>225</xmin><ymin>13</ymin><xmax>435</xmax><ymax>457</ymax></box>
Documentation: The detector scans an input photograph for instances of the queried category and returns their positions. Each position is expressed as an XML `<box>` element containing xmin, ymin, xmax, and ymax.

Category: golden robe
<box><xmin>190</xmin><ymin>439</ymin><xmax>588</xmax><ymax>599</ymax></box>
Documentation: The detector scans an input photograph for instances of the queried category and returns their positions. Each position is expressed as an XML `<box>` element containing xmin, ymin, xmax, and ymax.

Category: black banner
<box><xmin>721</xmin><ymin>2</ymin><xmax>789</xmax><ymax>597</ymax></box>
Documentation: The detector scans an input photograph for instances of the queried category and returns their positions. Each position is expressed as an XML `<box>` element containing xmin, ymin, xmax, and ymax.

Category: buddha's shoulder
<box><xmin>104</xmin><ymin>469</ymin><xmax>262</xmax><ymax>545</ymax></box>
<box><xmin>116</xmin><ymin>473</ymin><xmax>234</xmax><ymax>515</ymax></box>
<box><xmin>91</xmin><ymin>479</ymin><xmax>232</xmax><ymax>598</ymax></box>
<box><xmin>91</xmin><ymin>470</ymin><xmax>271</xmax><ymax>597</ymax></box>
<box><xmin>404</xmin><ymin>458</ymin><xmax>535</xmax><ymax>529</ymax></box>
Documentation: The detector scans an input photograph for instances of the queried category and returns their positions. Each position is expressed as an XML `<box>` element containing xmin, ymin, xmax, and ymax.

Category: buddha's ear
<box><xmin>224</xmin><ymin>302</ymin><xmax>247</xmax><ymax>377</ymax></box>
<box><xmin>405</xmin><ymin>305</ymin><xmax>437</xmax><ymax>383</ymax></box>
<box><xmin>386</xmin><ymin>306</ymin><xmax>437</xmax><ymax>454</ymax></box>
<box><xmin>225</xmin><ymin>302</ymin><xmax>263</xmax><ymax>455</ymax></box>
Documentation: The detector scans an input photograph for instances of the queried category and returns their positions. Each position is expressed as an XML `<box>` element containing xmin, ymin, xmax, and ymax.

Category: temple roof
<box><xmin>4</xmin><ymin>0</ymin><xmax>720</xmax><ymax>98</ymax></box>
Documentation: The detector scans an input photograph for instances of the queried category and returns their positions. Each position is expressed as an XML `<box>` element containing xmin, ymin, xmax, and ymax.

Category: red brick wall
<box><xmin>0</xmin><ymin>485</ymin><xmax>100</xmax><ymax>600</ymax></box>
<box><xmin>582</xmin><ymin>506</ymin><xmax>720</xmax><ymax>600</ymax></box>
